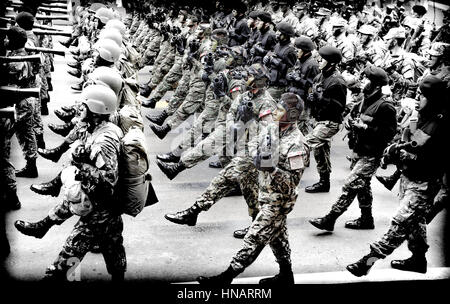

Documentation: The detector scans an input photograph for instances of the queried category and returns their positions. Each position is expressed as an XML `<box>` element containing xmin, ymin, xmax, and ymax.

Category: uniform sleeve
<box><xmin>270</xmin><ymin>143</ymin><xmax>304</xmax><ymax>188</ymax></box>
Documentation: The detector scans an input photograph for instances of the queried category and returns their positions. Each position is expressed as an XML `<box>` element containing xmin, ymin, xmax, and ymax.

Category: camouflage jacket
<box><xmin>257</xmin><ymin>124</ymin><xmax>306</xmax><ymax>210</ymax></box>
<box><xmin>4</xmin><ymin>48</ymin><xmax>37</xmax><ymax>88</ymax></box>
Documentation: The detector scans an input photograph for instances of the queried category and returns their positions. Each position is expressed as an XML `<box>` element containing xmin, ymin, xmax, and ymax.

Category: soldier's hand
<box><xmin>263</xmin><ymin>54</ymin><xmax>271</xmax><ymax>66</ymax></box>
<box><xmin>399</xmin><ymin>149</ymin><xmax>417</xmax><ymax>161</ymax></box>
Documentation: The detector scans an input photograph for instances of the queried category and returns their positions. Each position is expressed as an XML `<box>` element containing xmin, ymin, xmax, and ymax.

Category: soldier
<box><xmin>329</xmin><ymin>18</ymin><xmax>356</xmax><ymax>69</ymax></box>
<box><xmin>346</xmin><ymin>75</ymin><xmax>449</xmax><ymax>277</ymax></box>
<box><xmin>162</xmin><ymin>63</ymin><xmax>278</xmax><ymax>239</ymax></box>
<box><xmin>286</xmin><ymin>35</ymin><xmax>320</xmax><ymax>136</ymax></box>
<box><xmin>309</xmin><ymin>66</ymin><xmax>397</xmax><ymax>232</ymax></box>
<box><xmin>263</xmin><ymin>21</ymin><xmax>297</xmax><ymax>100</ymax></box>
<box><xmin>16</xmin><ymin>85</ymin><xmax>127</xmax><ymax>281</ymax></box>
<box><xmin>248</xmin><ymin>12</ymin><xmax>276</xmax><ymax>65</ymax></box>
<box><xmin>355</xmin><ymin>24</ymin><xmax>387</xmax><ymax>67</ymax></box>
<box><xmin>195</xmin><ymin>93</ymin><xmax>307</xmax><ymax>285</ymax></box>
<box><xmin>304</xmin><ymin>46</ymin><xmax>347</xmax><ymax>193</ymax></box>
<box><xmin>228</xmin><ymin>2</ymin><xmax>250</xmax><ymax>47</ymax></box>
<box><xmin>3</xmin><ymin>26</ymin><xmax>40</xmax><ymax>178</ymax></box>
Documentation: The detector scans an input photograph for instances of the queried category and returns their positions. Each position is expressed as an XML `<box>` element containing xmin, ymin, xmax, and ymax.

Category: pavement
<box><xmin>3</xmin><ymin>26</ymin><xmax>449</xmax><ymax>283</ymax></box>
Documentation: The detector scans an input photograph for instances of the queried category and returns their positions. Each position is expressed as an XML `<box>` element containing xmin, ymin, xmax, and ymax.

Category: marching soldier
<box><xmin>304</xmin><ymin>46</ymin><xmax>347</xmax><ymax>193</ymax></box>
<box><xmin>347</xmin><ymin>75</ymin><xmax>449</xmax><ymax>277</ymax></box>
<box><xmin>309</xmin><ymin>66</ymin><xmax>397</xmax><ymax>231</ymax></box>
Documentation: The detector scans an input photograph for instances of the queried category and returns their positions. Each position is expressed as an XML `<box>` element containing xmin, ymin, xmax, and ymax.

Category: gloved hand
<box><xmin>286</xmin><ymin>72</ymin><xmax>295</xmax><ymax>82</ymax></box>
<box><xmin>249</xmin><ymin>47</ymin><xmax>256</xmax><ymax>56</ymax></box>
<box><xmin>352</xmin><ymin>119</ymin><xmax>368</xmax><ymax>130</ymax></box>
<box><xmin>253</xmin><ymin>152</ymin><xmax>275</xmax><ymax>172</ymax></box>
<box><xmin>263</xmin><ymin>54</ymin><xmax>271</xmax><ymax>66</ymax></box>
<box><xmin>201</xmin><ymin>71</ymin><xmax>211</xmax><ymax>84</ymax></box>
<box><xmin>399</xmin><ymin>149</ymin><xmax>417</xmax><ymax>161</ymax></box>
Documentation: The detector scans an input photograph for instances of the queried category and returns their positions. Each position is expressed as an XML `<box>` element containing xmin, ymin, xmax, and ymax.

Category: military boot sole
<box><xmin>14</xmin><ymin>221</ymin><xmax>47</xmax><ymax>239</ymax></box>
<box><xmin>308</xmin><ymin>219</ymin><xmax>334</xmax><ymax>231</ymax></box>
<box><xmin>156</xmin><ymin>154</ymin><xmax>180</xmax><ymax>163</ymax></box>
<box><xmin>346</xmin><ymin>264</ymin><xmax>370</xmax><ymax>277</ymax></box>
<box><xmin>30</xmin><ymin>184</ymin><xmax>60</xmax><ymax>197</ymax></box>
<box><xmin>390</xmin><ymin>260</ymin><xmax>427</xmax><ymax>273</ymax></box>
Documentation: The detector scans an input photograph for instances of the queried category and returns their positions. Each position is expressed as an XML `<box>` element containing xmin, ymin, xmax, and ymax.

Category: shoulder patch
<box><xmin>288</xmin><ymin>151</ymin><xmax>304</xmax><ymax>170</ymax></box>
<box><xmin>259</xmin><ymin>109</ymin><xmax>272</xmax><ymax>118</ymax></box>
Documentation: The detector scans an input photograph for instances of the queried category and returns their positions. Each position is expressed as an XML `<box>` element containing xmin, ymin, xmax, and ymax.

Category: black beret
<box><xmin>276</xmin><ymin>21</ymin><xmax>295</xmax><ymax>36</ymax></box>
<box><xmin>257</xmin><ymin>12</ymin><xmax>272</xmax><ymax>23</ymax></box>
<box><xmin>318</xmin><ymin>46</ymin><xmax>342</xmax><ymax>63</ymax></box>
<box><xmin>420</xmin><ymin>75</ymin><xmax>447</xmax><ymax>98</ymax></box>
<box><xmin>15</xmin><ymin>11</ymin><xmax>34</xmax><ymax>31</ymax></box>
<box><xmin>364</xmin><ymin>66</ymin><xmax>389</xmax><ymax>86</ymax></box>
<box><xmin>295</xmin><ymin>36</ymin><xmax>315</xmax><ymax>52</ymax></box>
<box><xmin>7</xmin><ymin>26</ymin><xmax>28</xmax><ymax>47</ymax></box>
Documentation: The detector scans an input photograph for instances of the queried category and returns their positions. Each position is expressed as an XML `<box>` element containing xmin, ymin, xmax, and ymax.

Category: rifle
<box><xmin>380</xmin><ymin>141</ymin><xmax>418</xmax><ymax>169</ymax></box>
<box><xmin>35</xmin><ymin>15</ymin><xmax>70</xmax><ymax>21</ymax></box>
<box><xmin>232</xmin><ymin>95</ymin><xmax>254</xmax><ymax>141</ymax></box>
<box><xmin>25</xmin><ymin>46</ymin><xmax>65</xmax><ymax>56</ymax></box>
<box><xmin>37</xmin><ymin>7</ymin><xmax>69</xmax><ymax>14</ymax></box>
<box><xmin>0</xmin><ymin>54</ymin><xmax>41</xmax><ymax>63</ymax></box>
<box><xmin>32</xmin><ymin>29</ymin><xmax>72</xmax><ymax>37</ymax></box>
<box><xmin>0</xmin><ymin>86</ymin><xmax>40</xmax><ymax>109</ymax></box>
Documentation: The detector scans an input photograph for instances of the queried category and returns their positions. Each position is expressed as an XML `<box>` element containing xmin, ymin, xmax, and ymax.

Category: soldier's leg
<box><xmin>166</xmin><ymin>81</ymin><xmax>206</xmax><ymax>130</ymax></box>
<box><xmin>230</xmin><ymin>204</ymin><xmax>285</xmax><ymax>273</ymax></box>
<box><xmin>15</xmin><ymin>98</ymin><xmax>38</xmax><ymax>161</ymax></box>
<box><xmin>100</xmin><ymin>216</ymin><xmax>127</xmax><ymax>280</ymax></box>
<box><xmin>149</xmin><ymin>57</ymin><xmax>184</xmax><ymax>102</ymax></box>
<box><xmin>0</xmin><ymin>118</ymin><xmax>19</xmax><ymax>208</ymax></box>
<box><xmin>165</xmin><ymin>73</ymin><xmax>191</xmax><ymax>115</ymax></box>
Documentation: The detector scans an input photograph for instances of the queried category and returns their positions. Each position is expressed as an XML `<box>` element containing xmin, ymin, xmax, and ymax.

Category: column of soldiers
<box><xmin>1</xmin><ymin>0</ymin><xmax>449</xmax><ymax>283</ymax></box>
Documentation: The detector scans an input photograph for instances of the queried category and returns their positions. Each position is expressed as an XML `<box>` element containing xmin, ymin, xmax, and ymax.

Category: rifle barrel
<box><xmin>33</xmin><ymin>29</ymin><xmax>72</xmax><ymax>37</ymax></box>
<box><xmin>38</xmin><ymin>7</ymin><xmax>69</xmax><ymax>13</ymax></box>
<box><xmin>25</xmin><ymin>46</ymin><xmax>65</xmax><ymax>56</ymax></box>
<box><xmin>35</xmin><ymin>15</ymin><xmax>70</xmax><ymax>21</ymax></box>
<box><xmin>0</xmin><ymin>54</ymin><xmax>42</xmax><ymax>63</ymax></box>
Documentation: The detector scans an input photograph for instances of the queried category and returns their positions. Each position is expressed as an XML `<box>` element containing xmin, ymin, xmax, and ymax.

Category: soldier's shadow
<box><xmin>313</xmin><ymin>231</ymin><xmax>333</xmax><ymax>236</ymax></box>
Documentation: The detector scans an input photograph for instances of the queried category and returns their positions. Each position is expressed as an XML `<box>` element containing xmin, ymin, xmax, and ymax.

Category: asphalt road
<box><xmin>3</xmin><ymin>30</ymin><xmax>448</xmax><ymax>283</ymax></box>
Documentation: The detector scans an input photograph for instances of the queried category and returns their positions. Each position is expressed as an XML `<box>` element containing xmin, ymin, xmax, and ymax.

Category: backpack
<box><xmin>117</xmin><ymin>126</ymin><xmax>158</xmax><ymax>216</ymax></box>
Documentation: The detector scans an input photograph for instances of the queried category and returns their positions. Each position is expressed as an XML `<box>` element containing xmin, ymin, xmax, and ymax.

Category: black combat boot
<box><xmin>30</xmin><ymin>172</ymin><xmax>62</xmax><ymax>197</ymax></box>
<box><xmin>69</xmin><ymin>48</ymin><xmax>80</xmax><ymax>56</ymax></box>
<box><xmin>142</xmin><ymin>97</ymin><xmax>158</xmax><ymax>108</ymax></box>
<box><xmin>346</xmin><ymin>250</ymin><xmax>382</xmax><ymax>277</ymax></box>
<box><xmin>47</xmin><ymin>77</ymin><xmax>53</xmax><ymax>91</ymax></box>
<box><xmin>14</xmin><ymin>216</ymin><xmax>56</xmax><ymax>239</ymax></box>
<box><xmin>305</xmin><ymin>172</ymin><xmax>330</xmax><ymax>193</ymax></box>
<box><xmin>38</xmin><ymin>142</ymin><xmax>71</xmax><ymax>163</ymax></box>
<box><xmin>345</xmin><ymin>207</ymin><xmax>375</xmax><ymax>230</ymax></box>
<box><xmin>156</xmin><ymin>151</ymin><xmax>180</xmax><ymax>163</ymax></box>
<box><xmin>146</xmin><ymin>110</ymin><xmax>168</xmax><ymax>126</ymax></box>
<box><xmin>67</xmin><ymin>68</ymin><xmax>81</xmax><ymax>78</ymax></box>
<box><xmin>139</xmin><ymin>83</ymin><xmax>152</xmax><ymax>98</ymax></box>
<box><xmin>4</xmin><ymin>189</ymin><xmax>21</xmax><ymax>211</ymax></box>
<box><xmin>55</xmin><ymin>108</ymin><xmax>75</xmax><ymax>123</ymax></box>
<box><xmin>48</xmin><ymin>122</ymin><xmax>74</xmax><ymax>137</ymax></box>
<box><xmin>67</xmin><ymin>61</ymin><xmax>81</xmax><ymax>69</ymax></box>
<box><xmin>16</xmin><ymin>158</ymin><xmax>38</xmax><ymax>178</ymax></box>
<box><xmin>375</xmin><ymin>169</ymin><xmax>401</xmax><ymax>191</ymax></box>
<box><xmin>164</xmin><ymin>204</ymin><xmax>201</xmax><ymax>226</ymax></box>
<box><xmin>233</xmin><ymin>214</ymin><xmax>256</xmax><ymax>239</ymax></box>
<box><xmin>150</xmin><ymin>123</ymin><xmax>171</xmax><ymax>139</ymax></box>
<box><xmin>197</xmin><ymin>266</ymin><xmax>240</xmax><ymax>285</ymax></box>
<box><xmin>70</xmin><ymin>81</ymin><xmax>83</xmax><ymax>91</ymax></box>
<box><xmin>209</xmin><ymin>161</ymin><xmax>223</xmax><ymax>168</ymax></box>
<box><xmin>391</xmin><ymin>253</ymin><xmax>427</xmax><ymax>274</ymax></box>
<box><xmin>157</xmin><ymin>159</ymin><xmax>186</xmax><ymax>180</ymax></box>
<box><xmin>61</xmin><ymin>105</ymin><xmax>74</xmax><ymax>112</ymax></box>
<box><xmin>308</xmin><ymin>210</ymin><xmax>341</xmax><ymax>232</ymax></box>
<box><xmin>59</xmin><ymin>38</ymin><xmax>72</xmax><ymax>48</ymax></box>
<box><xmin>259</xmin><ymin>261</ymin><xmax>294</xmax><ymax>285</ymax></box>
<box><xmin>36</xmin><ymin>133</ymin><xmax>45</xmax><ymax>149</ymax></box>
<box><xmin>41</xmin><ymin>98</ymin><xmax>49</xmax><ymax>116</ymax></box>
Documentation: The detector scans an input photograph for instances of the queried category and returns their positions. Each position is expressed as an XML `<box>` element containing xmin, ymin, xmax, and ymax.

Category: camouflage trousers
<box><xmin>195</xmin><ymin>156</ymin><xmax>259</xmax><ymax>218</ymax></box>
<box><xmin>370</xmin><ymin>175</ymin><xmax>440</xmax><ymax>258</ymax></box>
<box><xmin>305</xmin><ymin>120</ymin><xmax>340</xmax><ymax>175</ymax></box>
<box><xmin>141</xmin><ymin>35</ymin><xmax>161</xmax><ymax>66</ymax></box>
<box><xmin>47</xmin><ymin>213</ymin><xmax>126</xmax><ymax>278</ymax></box>
<box><xmin>230</xmin><ymin>201</ymin><xmax>293</xmax><ymax>272</ymax></box>
<box><xmin>149</xmin><ymin>55</ymin><xmax>184</xmax><ymax>102</ymax></box>
<box><xmin>152</xmin><ymin>41</ymin><xmax>171</xmax><ymax>70</ymax></box>
<box><xmin>330</xmin><ymin>156</ymin><xmax>380</xmax><ymax>214</ymax></box>
<box><xmin>166</xmin><ymin>78</ymin><xmax>206</xmax><ymax>130</ymax></box>
<box><xmin>148</xmin><ymin>51</ymin><xmax>175</xmax><ymax>89</ymax></box>
<box><xmin>15</xmin><ymin>97</ymin><xmax>42</xmax><ymax>160</ymax></box>
<box><xmin>0</xmin><ymin>118</ymin><xmax>16</xmax><ymax>192</ymax></box>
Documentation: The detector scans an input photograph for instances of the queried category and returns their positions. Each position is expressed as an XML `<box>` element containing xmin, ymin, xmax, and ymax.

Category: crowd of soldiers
<box><xmin>0</xmin><ymin>0</ymin><xmax>449</xmax><ymax>284</ymax></box>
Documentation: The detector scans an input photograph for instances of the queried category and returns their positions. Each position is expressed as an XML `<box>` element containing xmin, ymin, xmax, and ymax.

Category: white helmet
<box><xmin>94</xmin><ymin>38</ymin><xmax>121</xmax><ymax>63</ymax></box>
<box><xmin>80</xmin><ymin>84</ymin><xmax>117</xmax><ymax>115</ymax></box>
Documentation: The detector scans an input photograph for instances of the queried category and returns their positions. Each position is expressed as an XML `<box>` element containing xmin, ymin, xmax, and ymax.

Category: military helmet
<box><xmin>105</xmin><ymin>19</ymin><xmax>126</xmax><ymax>36</ymax></box>
<box><xmin>276</xmin><ymin>22</ymin><xmax>295</xmax><ymax>37</ymax></box>
<box><xmin>295</xmin><ymin>36</ymin><xmax>315</xmax><ymax>52</ymax></box>
<box><xmin>315</xmin><ymin>8</ymin><xmax>331</xmax><ymax>16</ymax></box>
<box><xmin>384</xmin><ymin>27</ymin><xmax>406</xmax><ymax>40</ymax></box>
<box><xmin>15</xmin><ymin>11</ymin><xmax>34</xmax><ymax>31</ymax></box>
<box><xmin>94</xmin><ymin>38</ymin><xmax>122</xmax><ymax>63</ymax></box>
<box><xmin>279</xmin><ymin>92</ymin><xmax>304</xmax><ymax>122</ymax></box>
<box><xmin>318</xmin><ymin>46</ymin><xmax>342</xmax><ymax>63</ymax></box>
<box><xmin>246</xmin><ymin>63</ymin><xmax>269</xmax><ymax>89</ymax></box>
<box><xmin>427</xmin><ymin>42</ymin><xmax>449</xmax><ymax>57</ymax></box>
<box><xmin>88</xmin><ymin>66</ymin><xmax>124</xmax><ymax>96</ymax></box>
<box><xmin>331</xmin><ymin>18</ymin><xmax>347</xmax><ymax>28</ymax></box>
<box><xmin>363</xmin><ymin>65</ymin><xmax>389</xmax><ymax>86</ymax></box>
<box><xmin>358</xmin><ymin>24</ymin><xmax>377</xmax><ymax>36</ymax></box>
<box><xmin>98</xmin><ymin>28</ymin><xmax>123</xmax><ymax>47</ymax></box>
<box><xmin>95</xmin><ymin>7</ymin><xmax>115</xmax><ymax>25</ymax></box>
<box><xmin>80</xmin><ymin>84</ymin><xmax>117</xmax><ymax>115</ymax></box>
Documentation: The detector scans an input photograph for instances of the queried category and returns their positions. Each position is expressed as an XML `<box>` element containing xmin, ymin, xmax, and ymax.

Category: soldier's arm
<box><xmin>270</xmin><ymin>144</ymin><xmax>305</xmax><ymax>188</ymax></box>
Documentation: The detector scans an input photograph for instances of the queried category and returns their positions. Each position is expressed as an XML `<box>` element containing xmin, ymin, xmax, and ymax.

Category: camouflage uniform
<box><xmin>230</xmin><ymin>124</ymin><xmax>306</xmax><ymax>272</ymax></box>
<box><xmin>5</xmin><ymin>48</ymin><xmax>40</xmax><ymax>161</ymax></box>
<box><xmin>147</xmin><ymin>42</ymin><xmax>175</xmax><ymax>89</ymax></box>
<box><xmin>0</xmin><ymin>118</ymin><xmax>16</xmax><ymax>193</ymax></box>
<box><xmin>193</xmin><ymin>89</ymin><xmax>278</xmax><ymax>217</ymax></box>
<box><xmin>149</xmin><ymin>53</ymin><xmax>185</xmax><ymax>102</ymax></box>
<box><xmin>46</xmin><ymin>121</ymin><xmax>126</xmax><ymax>278</ymax></box>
